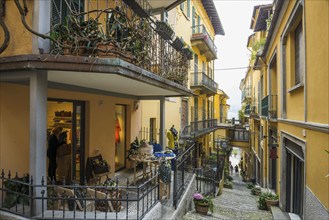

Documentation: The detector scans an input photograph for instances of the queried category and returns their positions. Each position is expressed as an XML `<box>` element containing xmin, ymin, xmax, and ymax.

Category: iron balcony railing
<box><xmin>190</xmin><ymin>71</ymin><xmax>218</xmax><ymax>94</ymax></box>
<box><xmin>0</xmin><ymin>170</ymin><xmax>159</xmax><ymax>220</ymax></box>
<box><xmin>48</xmin><ymin>0</ymin><xmax>189</xmax><ymax>86</ymax></box>
<box><xmin>229</xmin><ymin>128</ymin><xmax>249</xmax><ymax>142</ymax></box>
<box><xmin>261</xmin><ymin>95</ymin><xmax>269</xmax><ymax>117</ymax></box>
<box><xmin>269</xmin><ymin>95</ymin><xmax>278</xmax><ymax>119</ymax></box>
<box><xmin>180</xmin><ymin>119</ymin><xmax>218</xmax><ymax>140</ymax></box>
<box><xmin>191</xmin><ymin>24</ymin><xmax>217</xmax><ymax>59</ymax></box>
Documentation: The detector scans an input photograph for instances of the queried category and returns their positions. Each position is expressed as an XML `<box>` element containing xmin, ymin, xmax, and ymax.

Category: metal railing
<box><xmin>0</xmin><ymin>170</ymin><xmax>159</xmax><ymax>220</ymax></box>
<box><xmin>191</xmin><ymin>24</ymin><xmax>217</xmax><ymax>53</ymax></box>
<box><xmin>180</xmin><ymin>119</ymin><xmax>218</xmax><ymax>140</ymax></box>
<box><xmin>47</xmin><ymin>0</ymin><xmax>189</xmax><ymax>86</ymax></box>
<box><xmin>195</xmin><ymin>168</ymin><xmax>216</xmax><ymax>196</ymax></box>
<box><xmin>229</xmin><ymin>128</ymin><xmax>249</xmax><ymax>142</ymax></box>
<box><xmin>269</xmin><ymin>95</ymin><xmax>277</xmax><ymax>119</ymax></box>
<box><xmin>173</xmin><ymin>143</ymin><xmax>196</xmax><ymax>209</ymax></box>
<box><xmin>190</xmin><ymin>71</ymin><xmax>218</xmax><ymax>93</ymax></box>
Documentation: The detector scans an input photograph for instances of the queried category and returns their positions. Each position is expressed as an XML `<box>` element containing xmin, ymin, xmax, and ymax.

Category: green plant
<box><xmin>247</xmin><ymin>182</ymin><xmax>255</xmax><ymax>189</ymax></box>
<box><xmin>223</xmin><ymin>179</ymin><xmax>233</xmax><ymax>189</ymax></box>
<box><xmin>3</xmin><ymin>174</ymin><xmax>30</xmax><ymax>208</ymax></box>
<box><xmin>258</xmin><ymin>191</ymin><xmax>278</xmax><ymax>210</ymax></box>
<box><xmin>193</xmin><ymin>193</ymin><xmax>214</xmax><ymax>212</ymax></box>
<box><xmin>250</xmin><ymin>38</ymin><xmax>266</xmax><ymax>61</ymax></box>
<box><xmin>258</xmin><ymin>192</ymin><xmax>268</xmax><ymax>210</ymax></box>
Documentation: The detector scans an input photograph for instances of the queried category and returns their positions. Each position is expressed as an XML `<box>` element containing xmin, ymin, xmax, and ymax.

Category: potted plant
<box><xmin>171</xmin><ymin>37</ymin><xmax>185</xmax><ymax>51</ymax></box>
<box><xmin>193</xmin><ymin>193</ymin><xmax>214</xmax><ymax>215</ymax></box>
<box><xmin>251</xmin><ymin>185</ymin><xmax>261</xmax><ymax>195</ymax></box>
<box><xmin>264</xmin><ymin>191</ymin><xmax>279</xmax><ymax>210</ymax></box>
<box><xmin>155</xmin><ymin>21</ymin><xmax>174</xmax><ymax>40</ymax></box>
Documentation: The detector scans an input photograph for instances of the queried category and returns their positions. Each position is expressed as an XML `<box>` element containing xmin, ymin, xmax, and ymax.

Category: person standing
<box><xmin>47</xmin><ymin>127</ymin><xmax>64</xmax><ymax>182</ymax></box>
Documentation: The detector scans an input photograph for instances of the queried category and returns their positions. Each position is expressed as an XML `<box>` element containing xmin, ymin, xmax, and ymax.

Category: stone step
<box><xmin>271</xmin><ymin>206</ymin><xmax>291</xmax><ymax>220</ymax></box>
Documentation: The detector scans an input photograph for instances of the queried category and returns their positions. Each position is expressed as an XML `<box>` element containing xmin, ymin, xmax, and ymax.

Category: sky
<box><xmin>213</xmin><ymin>0</ymin><xmax>272</xmax><ymax>119</ymax></box>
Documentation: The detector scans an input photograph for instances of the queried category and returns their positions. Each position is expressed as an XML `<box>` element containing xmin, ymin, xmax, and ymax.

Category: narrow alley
<box><xmin>183</xmin><ymin>174</ymin><xmax>272</xmax><ymax>220</ymax></box>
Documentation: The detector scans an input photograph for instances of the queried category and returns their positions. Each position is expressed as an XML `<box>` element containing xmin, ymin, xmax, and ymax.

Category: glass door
<box><xmin>115</xmin><ymin>105</ymin><xmax>126</xmax><ymax>171</ymax></box>
<box><xmin>72</xmin><ymin>101</ymin><xmax>85</xmax><ymax>184</ymax></box>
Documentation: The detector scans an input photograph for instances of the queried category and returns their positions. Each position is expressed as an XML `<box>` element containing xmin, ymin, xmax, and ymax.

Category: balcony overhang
<box><xmin>0</xmin><ymin>55</ymin><xmax>193</xmax><ymax>98</ymax></box>
<box><xmin>191</xmin><ymin>34</ymin><xmax>217</xmax><ymax>61</ymax></box>
<box><xmin>190</xmin><ymin>84</ymin><xmax>217</xmax><ymax>96</ymax></box>
<box><xmin>149</xmin><ymin>0</ymin><xmax>185</xmax><ymax>13</ymax></box>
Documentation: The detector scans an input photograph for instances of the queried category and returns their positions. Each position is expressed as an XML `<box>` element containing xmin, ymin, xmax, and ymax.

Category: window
<box><xmin>187</xmin><ymin>0</ymin><xmax>190</xmax><ymax>18</ymax></box>
<box><xmin>294</xmin><ymin>22</ymin><xmax>303</xmax><ymax>85</ymax></box>
<box><xmin>192</xmin><ymin>7</ymin><xmax>195</xmax><ymax>34</ymax></box>
<box><xmin>51</xmin><ymin>0</ymin><xmax>84</xmax><ymax>25</ymax></box>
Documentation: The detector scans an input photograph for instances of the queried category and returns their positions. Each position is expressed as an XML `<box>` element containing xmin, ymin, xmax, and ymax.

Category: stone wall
<box><xmin>305</xmin><ymin>187</ymin><xmax>328</xmax><ymax>220</ymax></box>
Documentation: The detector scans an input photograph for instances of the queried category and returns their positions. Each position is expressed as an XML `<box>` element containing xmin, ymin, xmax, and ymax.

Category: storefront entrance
<box><xmin>47</xmin><ymin>99</ymin><xmax>85</xmax><ymax>184</ymax></box>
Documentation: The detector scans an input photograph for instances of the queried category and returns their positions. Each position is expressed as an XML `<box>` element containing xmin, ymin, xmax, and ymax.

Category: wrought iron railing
<box><xmin>190</xmin><ymin>71</ymin><xmax>218</xmax><ymax>93</ymax></box>
<box><xmin>180</xmin><ymin>119</ymin><xmax>218</xmax><ymax>140</ymax></box>
<box><xmin>195</xmin><ymin>168</ymin><xmax>216</xmax><ymax>196</ymax></box>
<box><xmin>173</xmin><ymin>143</ymin><xmax>196</xmax><ymax>209</ymax></box>
<box><xmin>229</xmin><ymin>128</ymin><xmax>249</xmax><ymax>142</ymax></box>
<box><xmin>0</xmin><ymin>170</ymin><xmax>159</xmax><ymax>220</ymax></box>
<box><xmin>46</xmin><ymin>0</ymin><xmax>189</xmax><ymax>86</ymax></box>
<box><xmin>191</xmin><ymin>24</ymin><xmax>217</xmax><ymax>54</ymax></box>
<box><xmin>269</xmin><ymin>95</ymin><xmax>277</xmax><ymax>119</ymax></box>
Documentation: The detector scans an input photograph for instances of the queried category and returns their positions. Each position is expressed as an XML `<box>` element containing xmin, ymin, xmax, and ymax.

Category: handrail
<box><xmin>191</xmin><ymin>24</ymin><xmax>217</xmax><ymax>53</ymax></box>
<box><xmin>190</xmin><ymin>71</ymin><xmax>218</xmax><ymax>92</ymax></box>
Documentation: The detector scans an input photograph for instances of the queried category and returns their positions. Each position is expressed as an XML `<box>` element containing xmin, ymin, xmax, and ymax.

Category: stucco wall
<box><xmin>305</xmin><ymin>0</ymin><xmax>329</xmax><ymax>124</ymax></box>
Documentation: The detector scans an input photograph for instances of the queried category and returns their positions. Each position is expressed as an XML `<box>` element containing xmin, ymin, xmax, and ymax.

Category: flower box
<box><xmin>156</xmin><ymin>21</ymin><xmax>174</xmax><ymax>41</ymax></box>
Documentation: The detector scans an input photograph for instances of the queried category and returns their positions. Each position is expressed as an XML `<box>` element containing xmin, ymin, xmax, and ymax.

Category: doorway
<box><xmin>47</xmin><ymin>99</ymin><xmax>85</xmax><ymax>184</ymax></box>
<box><xmin>115</xmin><ymin>105</ymin><xmax>126</xmax><ymax>171</ymax></box>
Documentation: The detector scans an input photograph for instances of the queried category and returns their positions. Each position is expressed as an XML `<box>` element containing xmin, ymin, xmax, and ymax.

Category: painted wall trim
<box><xmin>278</xmin><ymin>118</ymin><xmax>329</xmax><ymax>133</ymax></box>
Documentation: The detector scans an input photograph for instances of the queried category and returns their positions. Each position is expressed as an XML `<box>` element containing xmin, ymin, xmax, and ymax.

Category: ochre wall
<box><xmin>0</xmin><ymin>0</ymin><xmax>34</xmax><ymax>57</ymax></box>
<box><xmin>0</xmin><ymin>82</ymin><xmax>138</xmax><ymax>176</ymax></box>
<box><xmin>0</xmin><ymin>83</ymin><xmax>30</xmax><ymax>174</ymax></box>
<box><xmin>279</xmin><ymin>122</ymin><xmax>329</xmax><ymax>209</ymax></box>
<box><xmin>305</xmin><ymin>0</ymin><xmax>329</xmax><ymax>124</ymax></box>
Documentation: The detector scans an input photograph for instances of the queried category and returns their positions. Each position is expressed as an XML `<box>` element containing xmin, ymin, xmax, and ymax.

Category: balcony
<box><xmin>261</xmin><ymin>95</ymin><xmax>269</xmax><ymax>117</ymax></box>
<box><xmin>229</xmin><ymin>128</ymin><xmax>249</xmax><ymax>142</ymax></box>
<box><xmin>46</xmin><ymin>1</ymin><xmax>189</xmax><ymax>87</ymax></box>
<box><xmin>190</xmin><ymin>71</ymin><xmax>218</xmax><ymax>95</ymax></box>
<box><xmin>191</xmin><ymin>25</ymin><xmax>217</xmax><ymax>61</ymax></box>
<box><xmin>180</xmin><ymin>119</ymin><xmax>218</xmax><ymax>140</ymax></box>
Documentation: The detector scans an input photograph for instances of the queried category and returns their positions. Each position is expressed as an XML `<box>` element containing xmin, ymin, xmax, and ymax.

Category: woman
<box><xmin>47</xmin><ymin>127</ymin><xmax>64</xmax><ymax>182</ymax></box>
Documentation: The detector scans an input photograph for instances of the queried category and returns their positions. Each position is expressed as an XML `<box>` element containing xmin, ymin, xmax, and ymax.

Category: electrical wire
<box><xmin>213</xmin><ymin>65</ymin><xmax>264</xmax><ymax>71</ymax></box>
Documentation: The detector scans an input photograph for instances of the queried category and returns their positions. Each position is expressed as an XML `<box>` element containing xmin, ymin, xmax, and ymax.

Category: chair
<box><xmin>54</xmin><ymin>186</ymin><xmax>93</xmax><ymax>211</ymax></box>
<box><xmin>86</xmin><ymin>188</ymin><xmax>114</xmax><ymax>212</ymax></box>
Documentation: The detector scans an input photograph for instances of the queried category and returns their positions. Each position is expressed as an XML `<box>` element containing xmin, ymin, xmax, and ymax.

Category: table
<box><xmin>129</xmin><ymin>154</ymin><xmax>175</xmax><ymax>185</ymax></box>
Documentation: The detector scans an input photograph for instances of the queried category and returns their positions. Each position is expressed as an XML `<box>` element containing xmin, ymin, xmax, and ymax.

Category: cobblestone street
<box><xmin>183</xmin><ymin>175</ymin><xmax>273</xmax><ymax>220</ymax></box>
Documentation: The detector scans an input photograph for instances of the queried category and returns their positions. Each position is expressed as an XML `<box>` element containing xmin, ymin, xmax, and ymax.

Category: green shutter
<box><xmin>187</xmin><ymin>0</ymin><xmax>190</xmax><ymax>18</ymax></box>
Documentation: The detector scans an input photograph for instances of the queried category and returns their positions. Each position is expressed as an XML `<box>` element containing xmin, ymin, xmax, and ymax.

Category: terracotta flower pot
<box><xmin>265</xmin><ymin>198</ymin><xmax>278</xmax><ymax>210</ymax></box>
<box><xmin>195</xmin><ymin>202</ymin><xmax>209</xmax><ymax>215</ymax></box>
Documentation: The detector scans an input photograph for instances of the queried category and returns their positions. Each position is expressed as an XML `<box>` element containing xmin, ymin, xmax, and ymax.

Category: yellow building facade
<box><xmin>242</xmin><ymin>1</ymin><xmax>329</xmax><ymax>218</ymax></box>
<box><xmin>139</xmin><ymin>0</ymin><xmax>226</xmax><ymax>161</ymax></box>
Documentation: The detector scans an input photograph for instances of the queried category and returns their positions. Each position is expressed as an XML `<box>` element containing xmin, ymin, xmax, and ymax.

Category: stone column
<box><xmin>29</xmin><ymin>71</ymin><xmax>47</xmax><ymax>216</ymax></box>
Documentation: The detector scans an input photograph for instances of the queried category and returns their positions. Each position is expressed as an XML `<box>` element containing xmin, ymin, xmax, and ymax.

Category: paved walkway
<box><xmin>183</xmin><ymin>174</ymin><xmax>273</xmax><ymax>220</ymax></box>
